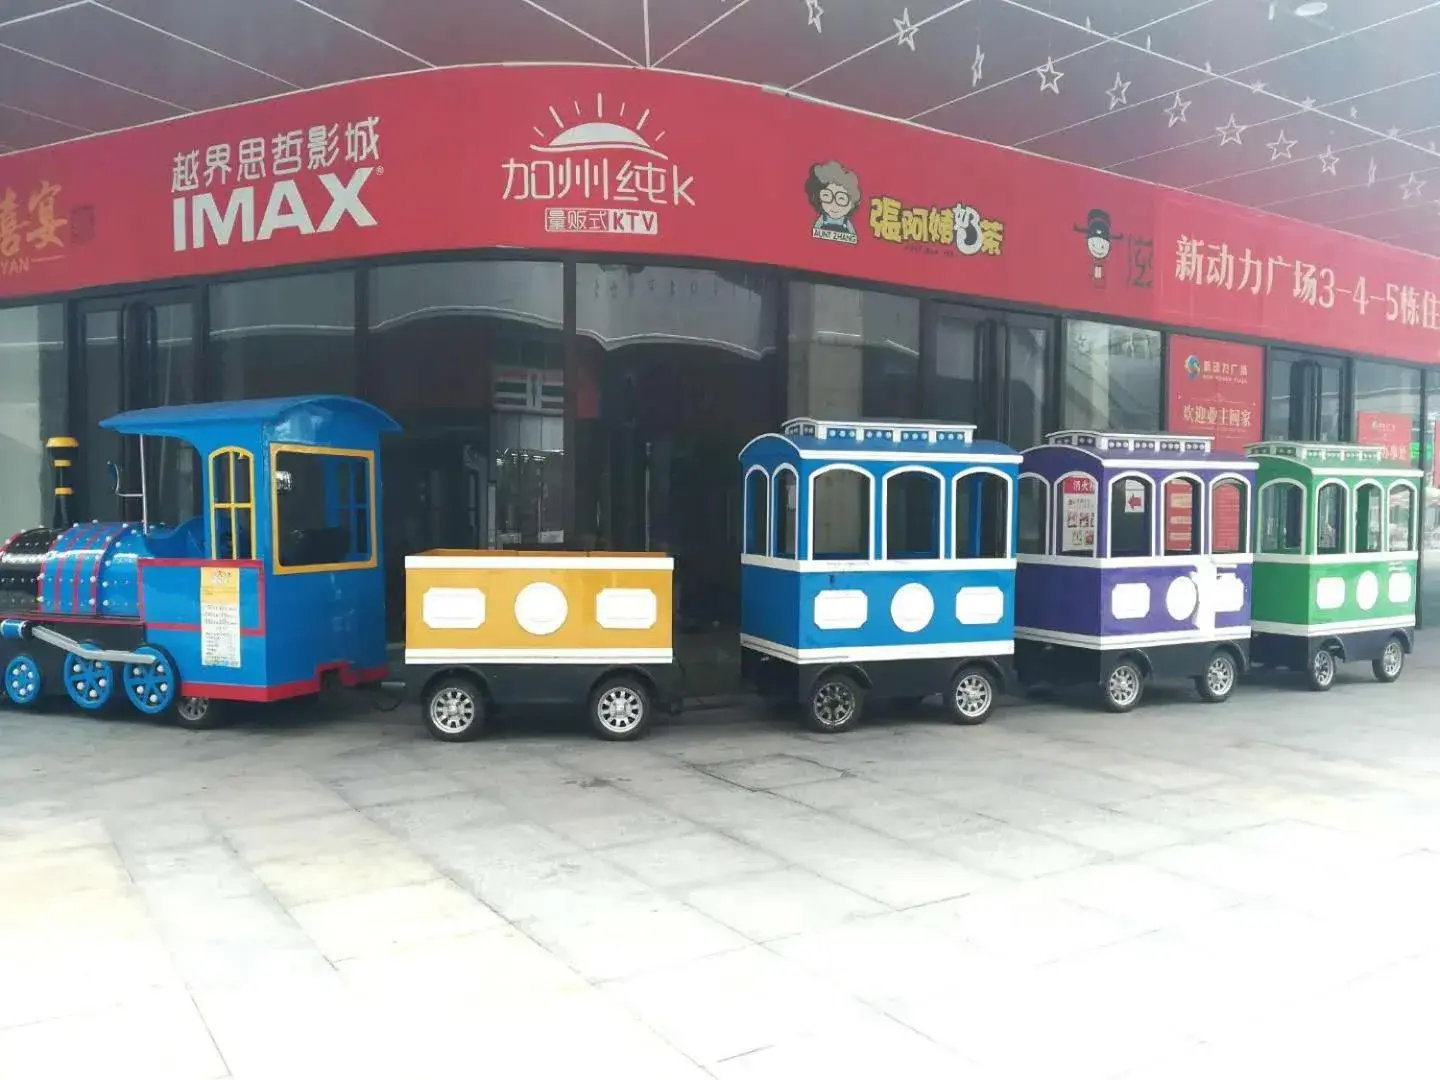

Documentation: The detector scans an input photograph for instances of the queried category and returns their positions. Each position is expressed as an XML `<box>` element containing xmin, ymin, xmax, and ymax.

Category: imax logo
<box><xmin>172</xmin><ymin>168</ymin><xmax>376</xmax><ymax>251</ymax></box>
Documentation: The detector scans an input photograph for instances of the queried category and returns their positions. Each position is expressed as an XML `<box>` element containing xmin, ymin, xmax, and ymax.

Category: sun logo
<box><xmin>528</xmin><ymin>94</ymin><xmax>669</xmax><ymax>159</ymax></box>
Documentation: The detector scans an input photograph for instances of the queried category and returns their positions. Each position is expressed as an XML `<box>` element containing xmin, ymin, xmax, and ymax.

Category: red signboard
<box><xmin>1357</xmin><ymin>411</ymin><xmax>1415</xmax><ymax>464</ymax></box>
<box><xmin>1166</xmin><ymin>336</ymin><xmax>1265</xmax><ymax>552</ymax></box>
<box><xmin>4</xmin><ymin>67</ymin><xmax>1440</xmax><ymax>363</ymax></box>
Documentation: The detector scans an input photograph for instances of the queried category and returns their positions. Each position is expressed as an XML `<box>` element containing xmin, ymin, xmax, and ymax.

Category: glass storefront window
<box><xmin>0</xmin><ymin>305</ymin><xmax>66</xmax><ymax>537</ymax></box>
<box><xmin>576</xmin><ymin>264</ymin><xmax>780</xmax><ymax>636</ymax></box>
<box><xmin>1266</xmin><ymin>349</ymin><xmax>1345</xmax><ymax>442</ymax></box>
<box><xmin>788</xmin><ymin>283</ymin><xmax>920</xmax><ymax>420</ymax></box>
<box><xmin>366</xmin><ymin>260</ymin><xmax>564</xmax><ymax>635</ymax></box>
<box><xmin>1063</xmin><ymin>320</ymin><xmax>1161</xmax><ymax>431</ymax></box>
<box><xmin>210</xmin><ymin>272</ymin><xmax>357</xmax><ymax>399</ymax></box>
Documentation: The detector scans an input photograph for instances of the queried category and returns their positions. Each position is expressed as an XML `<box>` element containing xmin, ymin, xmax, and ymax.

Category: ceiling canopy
<box><xmin>3</xmin><ymin>0</ymin><xmax>1439</xmax><ymax>255</ymax></box>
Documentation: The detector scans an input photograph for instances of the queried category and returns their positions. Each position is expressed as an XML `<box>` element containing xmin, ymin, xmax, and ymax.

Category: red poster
<box><xmin>1166</xmin><ymin>336</ymin><xmax>1264</xmax><ymax>552</ymax></box>
<box><xmin>1357</xmin><ymin>411</ymin><xmax>1414</xmax><ymax>464</ymax></box>
<box><xmin>4</xmin><ymin>67</ymin><xmax>1440</xmax><ymax>364</ymax></box>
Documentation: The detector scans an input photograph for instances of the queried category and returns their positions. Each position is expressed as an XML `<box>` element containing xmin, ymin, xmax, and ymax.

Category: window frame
<box><xmin>1257</xmin><ymin>478</ymin><xmax>1307</xmax><ymax>555</ymax></box>
<box><xmin>207</xmin><ymin>446</ymin><xmax>257</xmax><ymax>561</ymax></box>
<box><xmin>1313</xmin><ymin>478</ymin><xmax>1350</xmax><ymax>557</ymax></box>
<box><xmin>1159</xmin><ymin>470</ymin><xmax>1205</xmax><ymax>558</ymax></box>
<box><xmin>1387</xmin><ymin>480</ymin><xmax>1419</xmax><ymax>554</ymax></box>
<box><xmin>743</xmin><ymin>465</ymin><xmax>770</xmax><ymax>557</ymax></box>
<box><xmin>1016</xmin><ymin>472</ymin><xmax>1051</xmax><ymax>556</ymax></box>
<box><xmin>951</xmin><ymin>467</ymin><xmax>1014</xmax><ymax>560</ymax></box>
<box><xmin>269</xmin><ymin>443</ymin><xmax>379</xmax><ymax>575</ymax></box>
<box><xmin>1207</xmin><ymin>473</ymin><xmax>1253</xmax><ymax>557</ymax></box>
<box><xmin>1352</xmin><ymin>479</ymin><xmax>1386</xmax><ymax>555</ymax></box>
<box><xmin>1105</xmin><ymin>471</ymin><xmax>1157</xmax><ymax>559</ymax></box>
<box><xmin>881</xmin><ymin>465</ymin><xmax>945</xmax><ymax>561</ymax></box>
<box><xmin>1053</xmin><ymin>469</ymin><xmax>1099</xmax><ymax>558</ymax></box>
<box><xmin>807</xmin><ymin>463</ymin><xmax>874</xmax><ymax>561</ymax></box>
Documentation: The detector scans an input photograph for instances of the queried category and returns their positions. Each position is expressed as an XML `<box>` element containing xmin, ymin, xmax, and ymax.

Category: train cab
<box><xmin>1014</xmin><ymin>430</ymin><xmax>1257</xmax><ymax>712</ymax></box>
<box><xmin>0</xmin><ymin>395</ymin><xmax>397</xmax><ymax>727</ymax></box>
<box><xmin>738</xmin><ymin>417</ymin><xmax>1021</xmax><ymax>732</ymax></box>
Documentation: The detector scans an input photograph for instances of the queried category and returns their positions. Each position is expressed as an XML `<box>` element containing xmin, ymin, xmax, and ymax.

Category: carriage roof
<box><xmin>739</xmin><ymin>417</ymin><xmax>1021</xmax><ymax>465</ymax></box>
<box><xmin>1246</xmin><ymin>440</ymin><xmax>1423</xmax><ymax>479</ymax></box>
<box><xmin>1023</xmin><ymin>430</ymin><xmax>1255</xmax><ymax>476</ymax></box>
<box><xmin>100</xmin><ymin>395</ymin><xmax>400</xmax><ymax>458</ymax></box>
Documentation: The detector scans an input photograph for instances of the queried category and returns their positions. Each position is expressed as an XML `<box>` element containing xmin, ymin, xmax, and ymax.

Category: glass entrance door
<box><xmin>927</xmin><ymin>305</ymin><xmax>1056</xmax><ymax>448</ymax></box>
<box><xmin>74</xmin><ymin>293</ymin><xmax>199</xmax><ymax>526</ymax></box>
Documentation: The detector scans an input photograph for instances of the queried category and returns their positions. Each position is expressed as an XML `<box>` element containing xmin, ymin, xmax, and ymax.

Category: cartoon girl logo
<box><xmin>805</xmin><ymin>161</ymin><xmax>861</xmax><ymax>245</ymax></box>
<box><xmin>1074</xmin><ymin>208</ymin><xmax>1121</xmax><ymax>288</ymax></box>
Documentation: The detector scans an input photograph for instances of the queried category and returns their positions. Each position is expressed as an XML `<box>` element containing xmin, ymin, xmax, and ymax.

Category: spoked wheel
<box><xmin>806</xmin><ymin>673</ymin><xmax>864</xmax><ymax>733</ymax></box>
<box><xmin>1372</xmin><ymin>638</ymin><xmax>1405</xmax><ymax>684</ymax></box>
<box><xmin>63</xmin><ymin>642</ymin><xmax>114</xmax><ymax>712</ymax></box>
<box><xmin>423</xmin><ymin>675</ymin><xmax>486</xmax><ymax>742</ymax></box>
<box><xmin>122</xmin><ymin>645</ymin><xmax>179</xmax><ymax>717</ymax></box>
<box><xmin>1306</xmin><ymin>644</ymin><xmax>1337</xmax><ymax>692</ymax></box>
<box><xmin>589</xmin><ymin>675</ymin><xmax>653</xmax><ymax>742</ymax></box>
<box><xmin>1101</xmin><ymin>657</ymin><xmax>1145</xmax><ymax>713</ymax></box>
<box><xmin>3</xmin><ymin>653</ymin><xmax>42</xmax><ymax>707</ymax></box>
<box><xmin>174</xmin><ymin>695</ymin><xmax>224</xmax><ymax>731</ymax></box>
<box><xmin>947</xmin><ymin>665</ymin><xmax>997</xmax><ymax>726</ymax></box>
<box><xmin>1194</xmin><ymin>649</ymin><xmax>1238</xmax><ymax>704</ymax></box>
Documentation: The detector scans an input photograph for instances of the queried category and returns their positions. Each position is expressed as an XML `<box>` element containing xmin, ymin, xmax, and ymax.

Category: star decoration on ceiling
<box><xmin>1301</xmin><ymin>97</ymin><xmax>1317</xmax><ymax>109</ymax></box>
<box><xmin>1216</xmin><ymin>114</ymin><xmax>1247</xmax><ymax>147</ymax></box>
<box><xmin>1106</xmin><ymin>73</ymin><xmax>1130</xmax><ymax>111</ymax></box>
<box><xmin>1266</xmin><ymin>130</ymin><xmax>1296</xmax><ymax>162</ymax></box>
<box><xmin>1318</xmin><ymin>145</ymin><xmax>1339</xmax><ymax>175</ymax></box>
<box><xmin>1036</xmin><ymin>57</ymin><xmax>1063</xmax><ymax>94</ymax></box>
<box><xmin>1387</xmin><ymin>127</ymin><xmax>1400</xmax><ymax>138</ymax></box>
<box><xmin>1402</xmin><ymin>172</ymin><xmax>1426</xmax><ymax>200</ymax></box>
<box><xmin>1368</xmin><ymin>158</ymin><xmax>1378</xmax><ymax>186</ymax></box>
<box><xmin>1349</xmin><ymin>106</ymin><xmax>1359</xmax><ymax>119</ymax></box>
<box><xmin>806</xmin><ymin>0</ymin><xmax>823</xmax><ymax>33</ymax></box>
<box><xmin>1164</xmin><ymin>92</ymin><xmax>1190</xmax><ymax>128</ymax></box>
<box><xmin>1250</xmin><ymin>80</ymin><xmax>1267</xmax><ymax>93</ymax></box>
<box><xmin>893</xmin><ymin>7</ymin><xmax>918</xmax><ymax>49</ymax></box>
<box><xmin>971</xmin><ymin>42</ymin><xmax>984</xmax><ymax>87</ymax></box>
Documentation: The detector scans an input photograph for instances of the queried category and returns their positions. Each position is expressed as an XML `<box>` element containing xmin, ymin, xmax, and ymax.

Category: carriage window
<box><xmin>273</xmin><ymin>448</ymin><xmax>375</xmax><ymax>570</ymax></box>
<box><xmin>1389</xmin><ymin>484</ymin><xmax>1416</xmax><ymax>552</ymax></box>
<box><xmin>1162</xmin><ymin>477</ymin><xmax>1201</xmax><ymax>556</ymax></box>
<box><xmin>774</xmin><ymin>468</ymin><xmax>797</xmax><ymax>558</ymax></box>
<box><xmin>1259</xmin><ymin>482</ymin><xmax>1304</xmax><ymax>554</ymax></box>
<box><xmin>744</xmin><ymin>469</ymin><xmax>769</xmax><ymax>556</ymax></box>
<box><xmin>1017</xmin><ymin>476</ymin><xmax>1048</xmax><ymax>555</ymax></box>
<box><xmin>812</xmin><ymin>468</ymin><xmax>871</xmax><ymax>559</ymax></box>
<box><xmin>1354</xmin><ymin>483</ymin><xmax>1384</xmax><ymax>555</ymax></box>
<box><xmin>1211</xmin><ymin>479</ymin><xmax>1248</xmax><ymax>556</ymax></box>
<box><xmin>1108</xmin><ymin>476</ymin><xmax>1154</xmax><ymax>558</ymax></box>
<box><xmin>1057</xmin><ymin>474</ymin><xmax>1097</xmax><ymax>556</ymax></box>
<box><xmin>1316</xmin><ymin>483</ymin><xmax>1347</xmax><ymax>556</ymax></box>
<box><xmin>885</xmin><ymin>470</ymin><xmax>940</xmax><ymax>559</ymax></box>
<box><xmin>209</xmin><ymin>447</ymin><xmax>255</xmax><ymax>560</ymax></box>
<box><xmin>954</xmin><ymin>472</ymin><xmax>1009</xmax><ymax>559</ymax></box>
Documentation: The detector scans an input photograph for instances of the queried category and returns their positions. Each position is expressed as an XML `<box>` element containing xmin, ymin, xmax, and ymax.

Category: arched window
<box><xmin>773</xmin><ymin>466</ymin><xmax>797</xmax><ymax>558</ymax></box>
<box><xmin>1258</xmin><ymin>480</ymin><xmax>1304</xmax><ymax>554</ymax></box>
<box><xmin>1353</xmin><ymin>481</ymin><xmax>1384</xmax><ymax>555</ymax></box>
<box><xmin>744</xmin><ymin>467</ymin><xmax>769</xmax><ymax>556</ymax></box>
<box><xmin>811</xmin><ymin>466</ymin><xmax>871</xmax><ymax>559</ymax></box>
<box><xmin>1016</xmin><ymin>474</ymin><xmax>1049</xmax><ymax>555</ymax></box>
<box><xmin>1108</xmin><ymin>474</ymin><xmax>1154</xmax><ymax>558</ymax></box>
<box><xmin>209</xmin><ymin>447</ymin><xmax>255</xmax><ymax>560</ymax></box>
<box><xmin>1055</xmin><ymin>472</ymin><xmax>1097</xmax><ymax>556</ymax></box>
<box><xmin>954</xmin><ymin>470</ymin><xmax>1011</xmax><ymax>559</ymax></box>
<box><xmin>1210</xmin><ymin>477</ymin><xmax>1250</xmax><ymax>556</ymax></box>
<box><xmin>1162</xmin><ymin>474</ymin><xmax>1202</xmax><ymax>556</ymax></box>
<box><xmin>884</xmin><ymin>468</ymin><xmax>941</xmax><ymax>559</ymax></box>
<box><xmin>1388</xmin><ymin>482</ymin><xmax>1417</xmax><ymax>553</ymax></box>
<box><xmin>1315</xmin><ymin>481</ymin><xmax>1348</xmax><ymax>556</ymax></box>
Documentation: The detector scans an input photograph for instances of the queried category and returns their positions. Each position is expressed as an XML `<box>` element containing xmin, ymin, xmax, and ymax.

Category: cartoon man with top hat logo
<box><xmin>1075</xmin><ymin>208</ymin><xmax>1121</xmax><ymax>288</ymax></box>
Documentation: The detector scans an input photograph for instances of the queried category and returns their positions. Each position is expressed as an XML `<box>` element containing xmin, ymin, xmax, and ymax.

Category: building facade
<box><xmin>3</xmin><ymin>64</ymin><xmax>1439</xmax><ymax>643</ymax></box>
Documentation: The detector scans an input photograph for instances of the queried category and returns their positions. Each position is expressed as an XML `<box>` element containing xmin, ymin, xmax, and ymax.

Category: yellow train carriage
<box><xmin>401</xmin><ymin>550</ymin><xmax>679</xmax><ymax>742</ymax></box>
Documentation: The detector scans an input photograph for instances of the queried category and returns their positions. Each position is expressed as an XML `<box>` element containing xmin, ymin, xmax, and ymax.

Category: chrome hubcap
<box><xmin>1383</xmin><ymin>642</ymin><xmax>1403</xmax><ymax>677</ymax></box>
<box><xmin>1205</xmin><ymin>656</ymin><xmax>1234</xmax><ymax>697</ymax></box>
<box><xmin>1313</xmin><ymin>650</ymin><xmax>1334</xmax><ymax>685</ymax></box>
<box><xmin>813</xmin><ymin>682</ymin><xmax>856</xmax><ymax>728</ymax></box>
<box><xmin>954</xmin><ymin>674</ymin><xmax>992</xmax><ymax>718</ymax></box>
<box><xmin>429</xmin><ymin>688</ymin><xmax>475</xmax><ymax>733</ymax></box>
<box><xmin>597</xmin><ymin>686</ymin><xmax>644</xmax><ymax>732</ymax></box>
<box><xmin>1108</xmin><ymin>665</ymin><xmax>1140</xmax><ymax>706</ymax></box>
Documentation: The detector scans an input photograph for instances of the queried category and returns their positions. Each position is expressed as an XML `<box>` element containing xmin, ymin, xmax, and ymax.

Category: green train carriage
<box><xmin>1247</xmin><ymin>441</ymin><xmax>1422</xmax><ymax>690</ymax></box>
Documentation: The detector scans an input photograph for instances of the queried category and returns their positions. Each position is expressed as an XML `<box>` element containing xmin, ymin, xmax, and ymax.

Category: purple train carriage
<box><xmin>1013</xmin><ymin>430</ymin><xmax>1258</xmax><ymax>712</ymax></box>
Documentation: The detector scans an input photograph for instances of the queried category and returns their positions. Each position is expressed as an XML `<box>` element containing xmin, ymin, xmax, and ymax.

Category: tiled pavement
<box><xmin>5</xmin><ymin>660</ymin><xmax>1440</xmax><ymax>1079</ymax></box>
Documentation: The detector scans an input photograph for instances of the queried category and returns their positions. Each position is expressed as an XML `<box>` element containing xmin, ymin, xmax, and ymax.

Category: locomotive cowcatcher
<box><xmin>0</xmin><ymin>395</ymin><xmax>397</xmax><ymax>728</ymax></box>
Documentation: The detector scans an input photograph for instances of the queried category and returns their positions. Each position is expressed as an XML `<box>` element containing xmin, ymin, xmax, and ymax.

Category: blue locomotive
<box><xmin>738</xmin><ymin>417</ymin><xmax>1021</xmax><ymax>731</ymax></box>
<box><xmin>0</xmin><ymin>395</ymin><xmax>397</xmax><ymax>728</ymax></box>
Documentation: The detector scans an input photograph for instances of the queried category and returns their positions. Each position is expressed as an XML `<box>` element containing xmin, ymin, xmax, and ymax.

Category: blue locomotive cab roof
<box><xmin>101</xmin><ymin>395</ymin><xmax>400</xmax><ymax>450</ymax></box>
<box><xmin>741</xmin><ymin>417</ymin><xmax>1022</xmax><ymax>464</ymax></box>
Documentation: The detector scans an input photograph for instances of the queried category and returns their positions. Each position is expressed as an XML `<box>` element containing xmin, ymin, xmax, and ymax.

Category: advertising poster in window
<box><xmin>1356</xmin><ymin>411</ymin><xmax>1415</xmax><ymax>465</ymax></box>
<box><xmin>1166</xmin><ymin>336</ymin><xmax>1264</xmax><ymax>553</ymax></box>
<box><xmin>199</xmin><ymin>565</ymin><xmax>242</xmax><ymax>669</ymax></box>
<box><xmin>1061</xmin><ymin>475</ymin><xmax>1097</xmax><ymax>553</ymax></box>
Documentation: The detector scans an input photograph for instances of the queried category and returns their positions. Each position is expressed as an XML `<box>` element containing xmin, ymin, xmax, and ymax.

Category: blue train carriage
<box><xmin>1247</xmin><ymin>440</ymin><xmax>1422</xmax><ymax>689</ymax></box>
<box><xmin>1013</xmin><ymin>431</ymin><xmax>1258</xmax><ymax>712</ymax></box>
<box><xmin>737</xmin><ymin>417</ymin><xmax>1021</xmax><ymax>733</ymax></box>
<box><xmin>0</xmin><ymin>395</ymin><xmax>397</xmax><ymax>729</ymax></box>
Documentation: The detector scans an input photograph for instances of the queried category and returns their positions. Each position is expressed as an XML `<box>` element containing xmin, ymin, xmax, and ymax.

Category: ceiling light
<box><xmin>1294</xmin><ymin>2</ymin><xmax>1328</xmax><ymax>15</ymax></box>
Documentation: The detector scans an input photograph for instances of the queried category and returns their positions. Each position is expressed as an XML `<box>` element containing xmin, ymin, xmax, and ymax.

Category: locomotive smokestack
<box><xmin>45</xmin><ymin>436</ymin><xmax>78</xmax><ymax>528</ymax></box>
